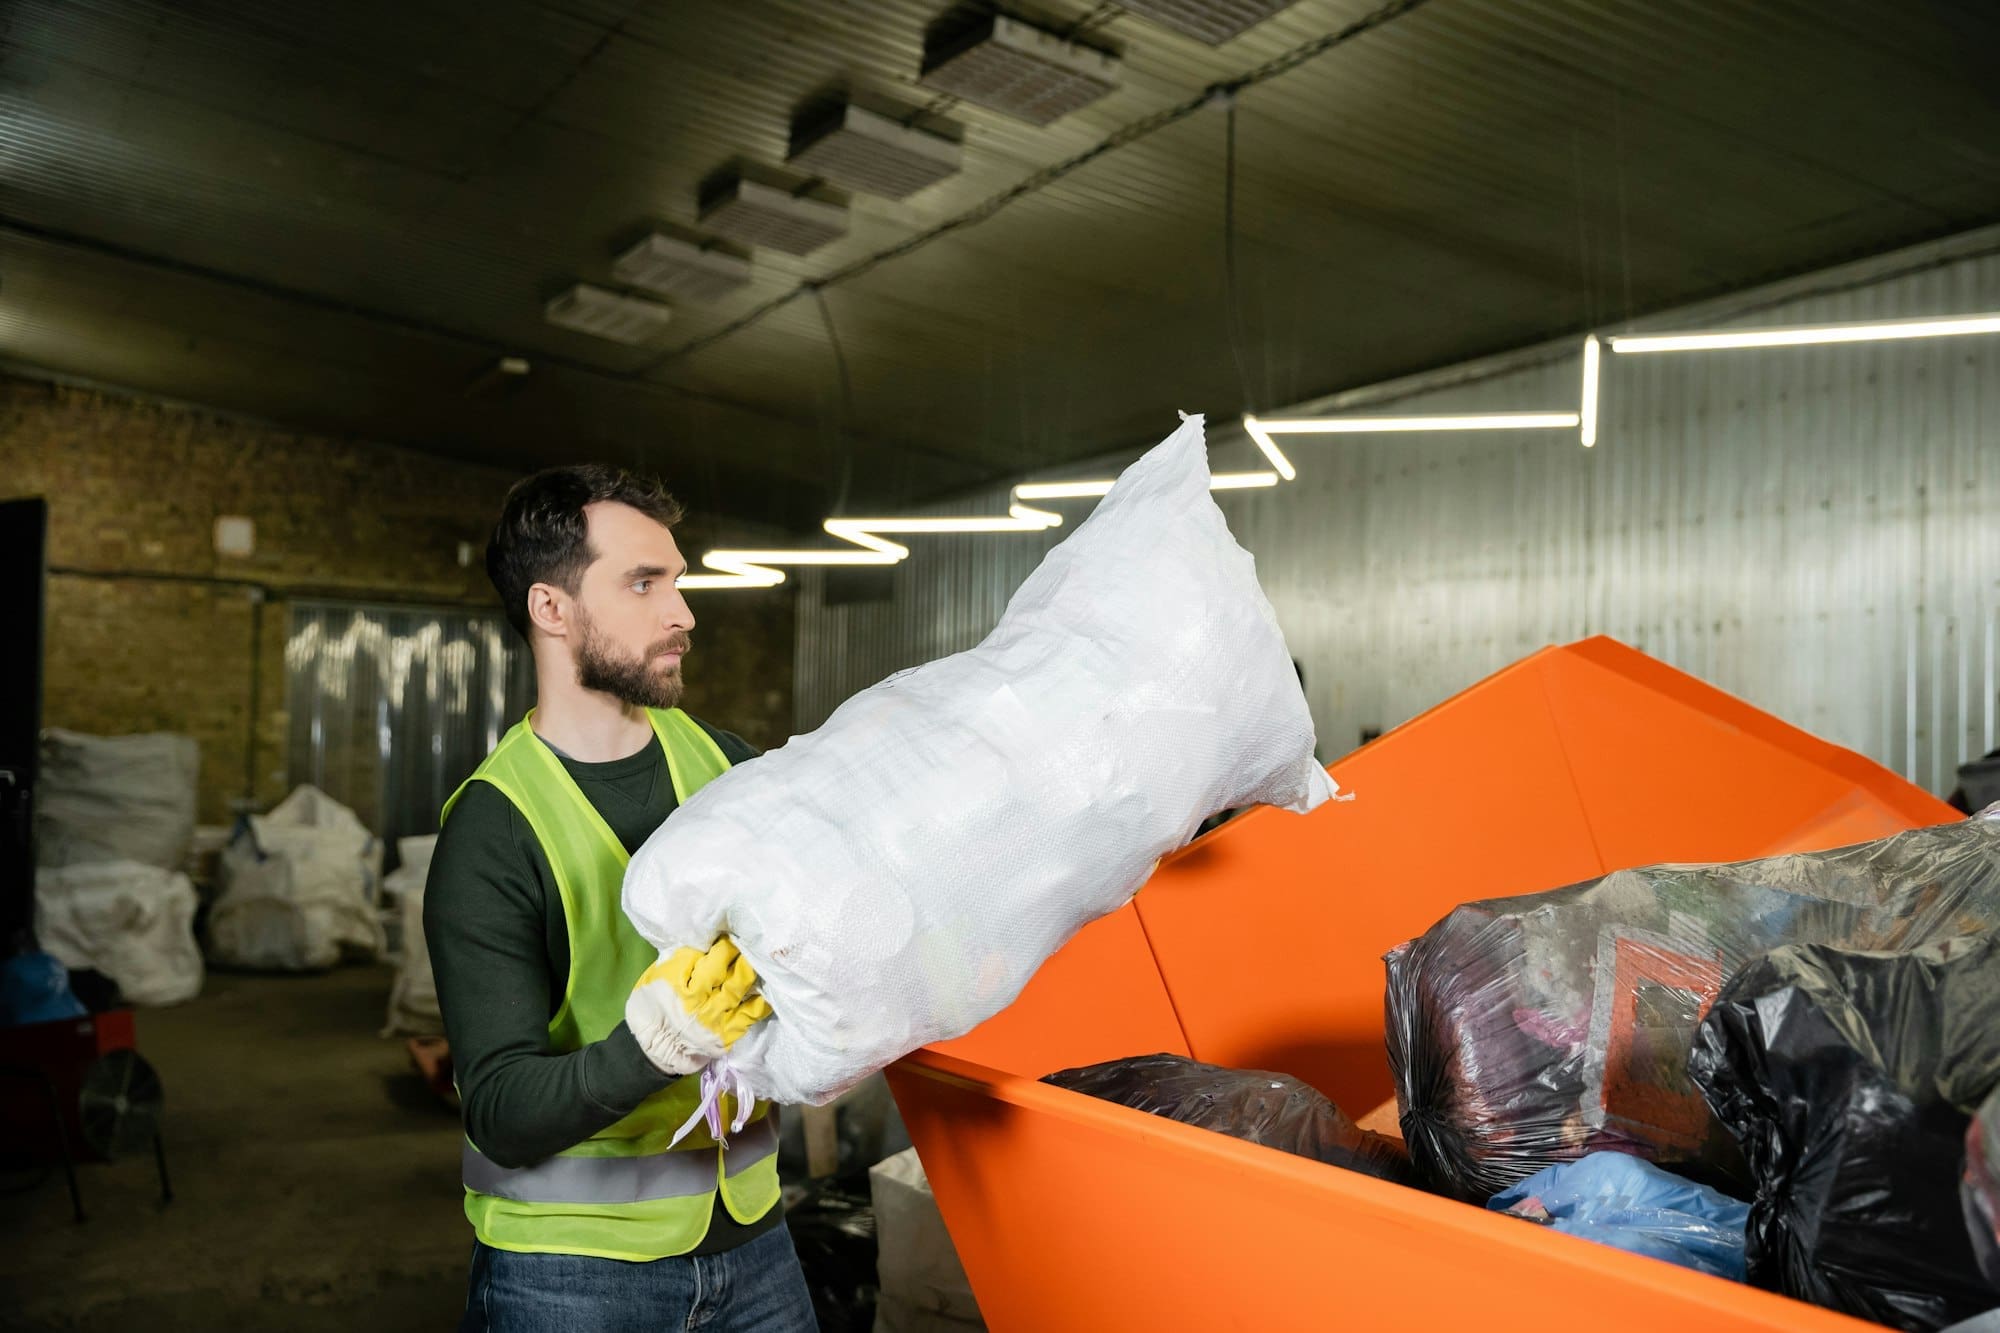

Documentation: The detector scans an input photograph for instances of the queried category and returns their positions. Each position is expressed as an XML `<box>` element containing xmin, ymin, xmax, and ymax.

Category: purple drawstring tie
<box><xmin>669</xmin><ymin>1056</ymin><xmax>755</xmax><ymax>1148</ymax></box>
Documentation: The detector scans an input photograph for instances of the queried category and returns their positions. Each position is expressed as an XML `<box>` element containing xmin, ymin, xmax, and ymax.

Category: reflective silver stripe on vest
<box><xmin>463</xmin><ymin>1114</ymin><xmax>778</xmax><ymax>1205</ymax></box>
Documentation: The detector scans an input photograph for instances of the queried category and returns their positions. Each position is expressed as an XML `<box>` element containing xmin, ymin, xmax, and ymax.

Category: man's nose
<box><xmin>664</xmin><ymin>587</ymin><xmax>694</xmax><ymax>632</ymax></box>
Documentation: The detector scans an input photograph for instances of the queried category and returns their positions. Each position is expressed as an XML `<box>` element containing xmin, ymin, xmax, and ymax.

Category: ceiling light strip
<box><xmin>1250</xmin><ymin>411</ymin><xmax>1582</xmax><ymax>434</ymax></box>
<box><xmin>1013</xmin><ymin>470</ymin><xmax>1276</xmax><ymax>500</ymax></box>
<box><xmin>687</xmin><ymin>307</ymin><xmax>2000</xmax><ymax>590</ymax></box>
<box><xmin>682</xmin><ymin>472</ymin><xmax>1279</xmax><ymax>589</ymax></box>
<box><xmin>1608</xmin><ymin>313</ymin><xmax>2000</xmax><ymax>354</ymax></box>
<box><xmin>1580</xmin><ymin>335</ymin><xmax>1601</xmax><ymax>448</ymax></box>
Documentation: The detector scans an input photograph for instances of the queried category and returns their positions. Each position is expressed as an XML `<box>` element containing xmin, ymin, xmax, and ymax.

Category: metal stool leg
<box><xmin>28</xmin><ymin>1068</ymin><xmax>84</xmax><ymax>1223</ymax></box>
<box><xmin>0</xmin><ymin>1061</ymin><xmax>85</xmax><ymax>1222</ymax></box>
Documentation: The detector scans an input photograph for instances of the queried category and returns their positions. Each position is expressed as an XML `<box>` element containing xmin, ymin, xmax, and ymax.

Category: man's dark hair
<box><xmin>487</xmin><ymin>464</ymin><xmax>684</xmax><ymax>640</ymax></box>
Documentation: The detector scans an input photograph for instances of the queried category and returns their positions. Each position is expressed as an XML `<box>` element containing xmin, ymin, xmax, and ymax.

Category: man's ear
<box><xmin>526</xmin><ymin>582</ymin><xmax>570</xmax><ymax>639</ymax></box>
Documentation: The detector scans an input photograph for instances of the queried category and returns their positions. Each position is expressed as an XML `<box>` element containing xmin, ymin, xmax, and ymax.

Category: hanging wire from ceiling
<box><xmin>811</xmin><ymin>284</ymin><xmax>858</xmax><ymax>515</ymax></box>
<box><xmin>1613</xmin><ymin>88</ymin><xmax>1637</xmax><ymax>329</ymax></box>
<box><xmin>642</xmin><ymin>0</ymin><xmax>1436</xmax><ymax>374</ymax></box>
<box><xmin>1222</xmin><ymin>94</ymin><xmax>1257</xmax><ymax>413</ymax></box>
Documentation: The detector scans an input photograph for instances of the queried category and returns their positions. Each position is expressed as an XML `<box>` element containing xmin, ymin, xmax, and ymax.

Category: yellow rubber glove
<box><xmin>625</xmin><ymin>937</ymin><xmax>774</xmax><ymax>1076</ymax></box>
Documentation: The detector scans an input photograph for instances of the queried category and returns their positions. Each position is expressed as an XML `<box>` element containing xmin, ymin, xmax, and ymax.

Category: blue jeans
<box><xmin>459</xmin><ymin>1224</ymin><xmax>817</xmax><ymax>1332</ymax></box>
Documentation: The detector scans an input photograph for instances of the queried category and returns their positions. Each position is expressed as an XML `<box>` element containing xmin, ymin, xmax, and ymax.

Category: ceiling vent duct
<box><xmin>1114</xmin><ymin>0</ymin><xmax>1299</xmax><ymax>45</ymax></box>
<box><xmin>611</xmin><ymin>233</ymin><xmax>752</xmax><ymax>303</ymax></box>
<box><xmin>698</xmin><ymin>177</ymin><xmax>849</xmax><ymax>256</ymax></box>
<box><xmin>543</xmin><ymin>284</ymin><xmax>674</xmax><ymax>344</ymax></box>
<box><xmin>920</xmin><ymin>14</ymin><xmax>1121</xmax><ymax>125</ymax></box>
<box><xmin>788</xmin><ymin>103</ymin><xmax>963</xmax><ymax>200</ymax></box>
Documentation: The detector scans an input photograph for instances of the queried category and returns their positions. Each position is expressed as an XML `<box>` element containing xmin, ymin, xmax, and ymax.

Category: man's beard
<box><xmin>573</xmin><ymin>610</ymin><xmax>689</xmax><ymax>711</ymax></box>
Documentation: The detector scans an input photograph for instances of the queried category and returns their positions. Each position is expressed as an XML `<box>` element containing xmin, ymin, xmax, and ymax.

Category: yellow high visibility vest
<box><xmin>442</xmin><ymin>707</ymin><xmax>780</xmax><ymax>1260</ymax></box>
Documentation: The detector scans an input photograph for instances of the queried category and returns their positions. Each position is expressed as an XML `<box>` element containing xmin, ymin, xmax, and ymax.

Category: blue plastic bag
<box><xmin>1488</xmin><ymin>1151</ymin><xmax>1750</xmax><ymax>1281</ymax></box>
<box><xmin>0</xmin><ymin>951</ymin><xmax>88</xmax><ymax>1026</ymax></box>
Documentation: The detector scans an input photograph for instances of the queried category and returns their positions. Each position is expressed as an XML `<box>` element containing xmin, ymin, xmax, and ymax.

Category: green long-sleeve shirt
<box><xmin>423</xmin><ymin>716</ymin><xmax>781</xmax><ymax>1255</ymax></box>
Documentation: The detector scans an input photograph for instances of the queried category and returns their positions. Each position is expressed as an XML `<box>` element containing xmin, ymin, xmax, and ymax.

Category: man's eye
<box><xmin>632</xmin><ymin>580</ymin><xmax>652</xmax><ymax>594</ymax></box>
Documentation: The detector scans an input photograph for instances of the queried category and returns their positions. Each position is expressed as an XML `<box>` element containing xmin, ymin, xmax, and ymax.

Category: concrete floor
<box><xmin>0</xmin><ymin>965</ymin><xmax>469</xmax><ymax>1330</ymax></box>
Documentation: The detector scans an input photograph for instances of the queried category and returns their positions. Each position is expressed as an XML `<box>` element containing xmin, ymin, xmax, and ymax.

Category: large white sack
<box><xmin>382</xmin><ymin>835</ymin><xmax>442</xmax><ymax>1036</ymax></box>
<box><xmin>625</xmin><ymin>415</ymin><xmax>1337</xmax><ymax>1106</ymax></box>
<box><xmin>36</xmin><ymin>860</ymin><xmax>204</xmax><ymax>1006</ymax></box>
<box><xmin>871</xmin><ymin>1148</ymin><xmax>985</xmax><ymax>1333</ymax></box>
<box><xmin>209</xmin><ymin>784</ymin><xmax>385</xmax><ymax>971</ymax></box>
<box><xmin>35</xmin><ymin>729</ymin><xmax>200</xmax><ymax>871</ymax></box>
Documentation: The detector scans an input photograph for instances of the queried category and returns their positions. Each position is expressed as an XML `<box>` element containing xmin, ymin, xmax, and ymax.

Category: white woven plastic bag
<box><xmin>382</xmin><ymin>834</ymin><xmax>442</xmax><ymax>1036</ymax></box>
<box><xmin>210</xmin><ymin>785</ymin><xmax>385</xmax><ymax>971</ymax></box>
<box><xmin>624</xmin><ymin>415</ymin><xmax>1337</xmax><ymax>1108</ymax></box>
<box><xmin>36</xmin><ymin>860</ymin><xmax>204</xmax><ymax>1006</ymax></box>
<box><xmin>35</xmin><ymin>729</ymin><xmax>200</xmax><ymax>871</ymax></box>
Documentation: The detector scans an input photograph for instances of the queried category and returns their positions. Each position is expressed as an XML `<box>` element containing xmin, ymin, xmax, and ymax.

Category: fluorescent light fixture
<box><xmin>1241</xmin><ymin>416</ymin><xmax>1297</xmax><ymax>482</ymax></box>
<box><xmin>675</xmin><ymin>569</ymin><xmax>784</xmax><ymax>590</ymax></box>
<box><xmin>1245</xmin><ymin>411</ymin><xmax>1577</xmax><ymax>475</ymax></box>
<box><xmin>1252</xmin><ymin>411</ymin><xmax>1582</xmax><ymax>433</ymax></box>
<box><xmin>821</xmin><ymin>511</ymin><xmax>1065</xmax><ymax>560</ymax></box>
<box><xmin>680</xmin><ymin>507</ymin><xmax>1068</xmax><ymax>591</ymax></box>
<box><xmin>1013</xmin><ymin>479</ymin><xmax>1116</xmax><ymax>500</ymax></box>
<box><xmin>1608</xmin><ymin>313</ymin><xmax>2000</xmax><ymax>354</ymax></box>
<box><xmin>1210</xmin><ymin>470</ymin><xmax>1280</xmax><ymax>490</ymax></box>
<box><xmin>1580</xmin><ymin>335</ymin><xmax>1601</xmax><ymax>448</ymax></box>
<box><xmin>1013</xmin><ymin>470</ymin><xmax>1279</xmax><ymax>501</ymax></box>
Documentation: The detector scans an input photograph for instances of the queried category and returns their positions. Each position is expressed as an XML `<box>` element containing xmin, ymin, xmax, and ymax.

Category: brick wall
<box><xmin>1</xmin><ymin>374</ymin><xmax>797</xmax><ymax>826</ymax></box>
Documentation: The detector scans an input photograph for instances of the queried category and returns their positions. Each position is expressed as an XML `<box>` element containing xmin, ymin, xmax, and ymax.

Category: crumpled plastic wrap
<box><xmin>1488</xmin><ymin>1151</ymin><xmax>1750</xmax><ymax>1281</ymax></box>
<box><xmin>1689</xmin><ymin>933</ymin><xmax>2000</xmax><ymax>1331</ymax></box>
<box><xmin>624</xmin><ymin>416</ymin><xmax>1335</xmax><ymax>1109</ymax></box>
<box><xmin>1044</xmin><ymin>1053</ymin><xmax>1417</xmax><ymax>1186</ymax></box>
<box><xmin>1386</xmin><ymin>808</ymin><xmax>2000</xmax><ymax>1202</ymax></box>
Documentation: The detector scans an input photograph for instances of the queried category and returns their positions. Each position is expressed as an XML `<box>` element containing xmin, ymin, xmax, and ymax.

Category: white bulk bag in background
<box><xmin>35</xmin><ymin>729</ymin><xmax>200</xmax><ymax>871</ymax></box>
<box><xmin>36</xmin><ymin>860</ymin><xmax>204</xmax><ymax>1006</ymax></box>
<box><xmin>382</xmin><ymin>834</ymin><xmax>442</xmax><ymax>1037</ymax></box>
<box><xmin>871</xmin><ymin>1148</ymin><xmax>986</xmax><ymax>1333</ymax></box>
<box><xmin>209</xmin><ymin>784</ymin><xmax>385</xmax><ymax>971</ymax></box>
<box><xmin>625</xmin><ymin>415</ymin><xmax>1338</xmax><ymax>1107</ymax></box>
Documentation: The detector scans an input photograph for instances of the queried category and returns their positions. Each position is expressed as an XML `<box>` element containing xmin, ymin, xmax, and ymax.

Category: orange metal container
<box><xmin>888</xmin><ymin>638</ymin><xmax>1957</xmax><ymax>1332</ymax></box>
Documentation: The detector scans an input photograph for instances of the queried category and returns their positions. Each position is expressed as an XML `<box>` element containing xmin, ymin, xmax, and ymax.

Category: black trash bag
<box><xmin>1688</xmin><ymin>933</ymin><xmax>2000</xmax><ymax>1331</ymax></box>
<box><xmin>785</xmin><ymin>1180</ymin><xmax>878</xmax><ymax>1333</ymax></box>
<box><xmin>1386</xmin><ymin>809</ymin><xmax>2000</xmax><ymax>1202</ymax></box>
<box><xmin>1044</xmin><ymin>1052</ymin><xmax>1418</xmax><ymax>1187</ymax></box>
<box><xmin>1971</xmin><ymin>1085</ymin><xmax>2000</xmax><ymax>1291</ymax></box>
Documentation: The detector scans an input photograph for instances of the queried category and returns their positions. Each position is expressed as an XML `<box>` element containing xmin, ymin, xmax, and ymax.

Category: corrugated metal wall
<box><xmin>796</xmin><ymin>239</ymin><xmax>2000</xmax><ymax>797</ymax></box>
<box><xmin>284</xmin><ymin>602</ymin><xmax>533</xmax><ymax>862</ymax></box>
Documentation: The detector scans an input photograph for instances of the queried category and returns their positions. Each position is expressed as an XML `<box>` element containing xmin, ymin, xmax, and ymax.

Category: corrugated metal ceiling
<box><xmin>2</xmin><ymin>0</ymin><xmax>1997</xmax><ymax>525</ymax></box>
